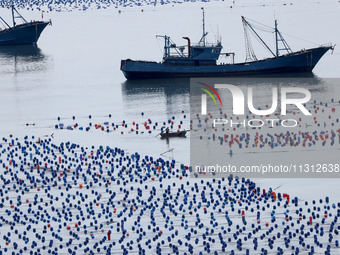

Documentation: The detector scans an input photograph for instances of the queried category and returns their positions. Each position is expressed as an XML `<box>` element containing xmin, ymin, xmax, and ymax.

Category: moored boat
<box><xmin>121</xmin><ymin>9</ymin><xmax>334</xmax><ymax>79</ymax></box>
<box><xmin>0</xmin><ymin>4</ymin><xmax>51</xmax><ymax>46</ymax></box>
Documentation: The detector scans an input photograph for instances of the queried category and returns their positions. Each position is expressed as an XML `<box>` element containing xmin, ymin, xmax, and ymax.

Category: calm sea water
<box><xmin>1</xmin><ymin>4</ymin><xmax>340</xmax><ymax>255</ymax></box>
<box><xmin>0</xmin><ymin>1</ymin><xmax>339</xmax><ymax>165</ymax></box>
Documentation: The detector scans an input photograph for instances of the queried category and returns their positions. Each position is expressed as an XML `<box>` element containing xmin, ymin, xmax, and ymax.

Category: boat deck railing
<box><xmin>124</xmin><ymin>59</ymin><xmax>159</xmax><ymax>64</ymax></box>
<box><xmin>191</xmin><ymin>42</ymin><xmax>222</xmax><ymax>48</ymax></box>
<box><xmin>0</xmin><ymin>20</ymin><xmax>48</xmax><ymax>33</ymax></box>
<box><xmin>320</xmin><ymin>43</ymin><xmax>333</xmax><ymax>48</ymax></box>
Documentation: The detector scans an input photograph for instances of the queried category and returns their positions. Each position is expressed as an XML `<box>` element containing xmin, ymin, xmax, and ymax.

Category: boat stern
<box><xmin>120</xmin><ymin>59</ymin><xmax>132</xmax><ymax>79</ymax></box>
<box><xmin>120</xmin><ymin>59</ymin><xmax>128</xmax><ymax>71</ymax></box>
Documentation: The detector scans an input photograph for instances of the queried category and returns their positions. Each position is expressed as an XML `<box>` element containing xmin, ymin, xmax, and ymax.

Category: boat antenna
<box><xmin>199</xmin><ymin>7</ymin><xmax>208</xmax><ymax>46</ymax></box>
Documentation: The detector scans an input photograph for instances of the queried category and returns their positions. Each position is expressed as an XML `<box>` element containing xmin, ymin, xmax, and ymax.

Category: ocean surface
<box><xmin>0</xmin><ymin>0</ymin><xmax>340</xmax><ymax>193</ymax></box>
<box><xmin>0</xmin><ymin>1</ymin><xmax>340</xmax><ymax>254</ymax></box>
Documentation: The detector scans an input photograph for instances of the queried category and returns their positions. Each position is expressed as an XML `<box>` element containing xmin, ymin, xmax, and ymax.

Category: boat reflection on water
<box><xmin>122</xmin><ymin>75</ymin><xmax>333</xmax><ymax>123</ymax></box>
<box><xmin>121</xmin><ymin>78</ymin><xmax>190</xmax><ymax>97</ymax></box>
<box><xmin>121</xmin><ymin>75</ymin><xmax>330</xmax><ymax>107</ymax></box>
<box><xmin>0</xmin><ymin>45</ymin><xmax>45</xmax><ymax>58</ymax></box>
<box><xmin>192</xmin><ymin>73</ymin><xmax>330</xmax><ymax>97</ymax></box>
<box><xmin>121</xmin><ymin>78</ymin><xmax>190</xmax><ymax>116</ymax></box>
<box><xmin>0</xmin><ymin>45</ymin><xmax>49</xmax><ymax>75</ymax></box>
<box><xmin>122</xmin><ymin>74</ymin><xmax>327</xmax><ymax>96</ymax></box>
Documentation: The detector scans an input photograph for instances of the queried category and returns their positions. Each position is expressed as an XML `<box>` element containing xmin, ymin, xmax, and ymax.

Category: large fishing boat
<box><xmin>121</xmin><ymin>8</ymin><xmax>334</xmax><ymax>79</ymax></box>
<box><xmin>0</xmin><ymin>4</ymin><xmax>51</xmax><ymax>46</ymax></box>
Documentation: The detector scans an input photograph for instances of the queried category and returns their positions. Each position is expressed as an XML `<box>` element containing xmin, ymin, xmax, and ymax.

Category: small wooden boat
<box><xmin>160</xmin><ymin>130</ymin><xmax>187</xmax><ymax>139</ymax></box>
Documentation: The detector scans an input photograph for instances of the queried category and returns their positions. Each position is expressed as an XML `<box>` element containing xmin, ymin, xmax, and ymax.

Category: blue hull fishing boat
<box><xmin>121</xmin><ymin>9</ymin><xmax>334</xmax><ymax>79</ymax></box>
<box><xmin>0</xmin><ymin>4</ymin><xmax>51</xmax><ymax>46</ymax></box>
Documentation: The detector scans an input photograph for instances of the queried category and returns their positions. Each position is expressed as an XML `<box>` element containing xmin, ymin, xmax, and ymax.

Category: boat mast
<box><xmin>11</xmin><ymin>3</ymin><xmax>15</xmax><ymax>27</ymax></box>
<box><xmin>274</xmin><ymin>20</ymin><xmax>293</xmax><ymax>56</ymax></box>
<box><xmin>275</xmin><ymin>20</ymin><xmax>279</xmax><ymax>57</ymax></box>
<box><xmin>202</xmin><ymin>7</ymin><xmax>205</xmax><ymax>46</ymax></box>
<box><xmin>198</xmin><ymin>7</ymin><xmax>208</xmax><ymax>46</ymax></box>
<box><xmin>165</xmin><ymin>35</ymin><xmax>170</xmax><ymax>58</ymax></box>
<box><xmin>157</xmin><ymin>35</ymin><xmax>184</xmax><ymax>59</ymax></box>
<box><xmin>10</xmin><ymin>1</ymin><xmax>28</xmax><ymax>27</ymax></box>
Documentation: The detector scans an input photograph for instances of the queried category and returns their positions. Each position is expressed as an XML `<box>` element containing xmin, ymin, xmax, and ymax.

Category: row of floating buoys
<box><xmin>2</xmin><ymin>0</ymin><xmax>329</xmax><ymax>11</ymax></box>
<box><xmin>53</xmin><ymin>113</ymin><xmax>188</xmax><ymax>136</ymax></box>
<box><xmin>191</xmin><ymin>98</ymin><xmax>340</xmax><ymax>155</ymax></box>
<box><xmin>197</xmin><ymin>129</ymin><xmax>340</xmax><ymax>152</ymax></box>
<box><xmin>0</xmin><ymin>0</ymin><xmax>244</xmax><ymax>11</ymax></box>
